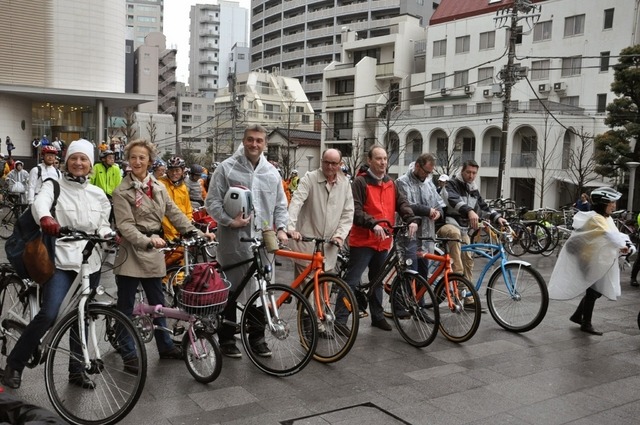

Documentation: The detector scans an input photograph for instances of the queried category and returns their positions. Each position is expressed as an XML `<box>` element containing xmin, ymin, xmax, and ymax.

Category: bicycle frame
<box><xmin>419</xmin><ymin>249</ymin><xmax>460</xmax><ymax>309</ymax></box>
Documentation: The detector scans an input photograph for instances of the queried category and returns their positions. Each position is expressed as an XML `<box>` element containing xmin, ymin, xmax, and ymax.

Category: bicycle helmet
<box><xmin>41</xmin><ymin>145</ymin><xmax>58</xmax><ymax>155</ymax></box>
<box><xmin>590</xmin><ymin>187</ymin><xmax>621</xmax><ymax>205</ymax></box>
<box><xmin>100</xmin><ymin>149</ymin><xmax>115</xmax><ymax>159</ymax></box>
<box><xmin>166</xmin><ymin>156</ymin><xmax>185</xmax><ymax>169</ymax></box>
<box><xmin>223</xmin><ymin>185</ymin><xmax>253</xmax><ymax>219</ymax></box>
<box><xmin>152</xmin><ymin>158</ymin><xmax>166</xmax><ymax>170</ymax></box>
<box><xmin>291</xmin><ymin>169</ymin><xmax>298</xmax><ymax>175</ymax></box>
<box><xmin>190</xmin><ymin>164</ymin><xmax>203</xmax><ymax>175</ymax></box>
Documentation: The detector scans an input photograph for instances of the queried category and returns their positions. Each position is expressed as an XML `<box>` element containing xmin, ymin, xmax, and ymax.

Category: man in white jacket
<box><xmin>205</xmin><ymin>124</ymin><xmax>289</xmax><ymax>359</ymax></box>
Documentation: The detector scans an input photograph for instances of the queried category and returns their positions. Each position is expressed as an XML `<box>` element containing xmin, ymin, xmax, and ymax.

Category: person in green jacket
<box><xmin>90</xmin><ymin>149</ymin><xmax>122</xmax><ymax>224</ymax></box>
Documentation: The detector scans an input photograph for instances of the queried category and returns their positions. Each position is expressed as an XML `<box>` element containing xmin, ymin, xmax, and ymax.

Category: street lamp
<box><xmin>306</xmin><ymin>154</ymin><xmax>314</xmax><ymax>174</ymax></box>
<box><xmin>627</xmin><ymin>161</ymin><xmax>640</xmax><ymax>212</ymax></box>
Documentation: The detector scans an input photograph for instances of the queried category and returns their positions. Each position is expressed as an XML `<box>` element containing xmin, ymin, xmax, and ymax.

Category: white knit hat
<box><xmin>66</xmin><ymin>139</ymin><xmax>95</xmax><ymax>167</ymax></box>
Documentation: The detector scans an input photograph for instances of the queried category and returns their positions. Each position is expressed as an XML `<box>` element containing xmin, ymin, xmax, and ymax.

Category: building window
<box><xmin>479</xmin><ymin>31</ymin><xmax>495</xmax><ymax>50</ymax></box>
<box><xmin>453</xmin><ymin>104</ymin><xmax>468</xmax><ymax>115</ymax></box>
<box><xmin>560</xmin><ymin>96</ymin><xmax>580</xmax><ymax>107</ymax></box>
<box><xmin>561</xmin><ymin>56</ymin><xmax>582</xmax><ymax>77</ymax></box>
<box><xmin>600</xmin><ymin>52</ymin><xmax>610</xmax><ymax>72</ymax></box>
<box><xmin>455</xmin><ymin>35</ymin><xmax>470</xmax><ymax>54</ymax></box>
<box><xmin>604</xmin><ymin>8</ymin><xmax>614</xmax><ymax>29</ymax></box>
<box><xmin>506</xmin><ymin>26</ymin><xmax>523</xmax><ymax>45</ymax></box>
<box><xmin>454</xmin><ymin>70</ymin><xmax>469</xmax><ymax>87</ymax></box>
<box><xmin>564</xmin><ymin>14</ymin><xmax>585</xmax><ymax>37</ymax></box>
<box><xmin>477</xmin><ymin>67</ymin><xmax>494</xmax><ymax>85</ymax></box>
<box><xmin>430</xmin><ymin>106</ymin><xmax>444</xmax><ymax>117</ymax></box>
<box><xmin>182</xmin><ymin>103</ymin><xmax>192</xmax><ymax>112</ymax></box>
<box><xmin>531</xmin><ymin>60</ymin><xmax>550</xmax><ymax>80</ymax></box>
<box><xmin>597</xmin><ymin>94</ymin><xmax>607</xmax><ymax>113</ymax></box>
<box><xmin>432</xmin><ymin>72</ymin><xmax>445</xmax><ymax>90</ymax></box>
<box><xmin>533</xmin><ymin>20</ymin><xmax>552</xmax><ymax>42</ymax></box>
<box><xmin>477</xmin><ymin>103</ymin><xmax>492</xmax><ymax>114</ymax></box>
<box><xmin>433</xmin><ymin>39</ymin><xmax>447</xmax><ymax>57</ymax></box>
<box><xmin>335</xmin><ymin>79</ymin><xmax>354</xmax><ymax>94</ymax></box>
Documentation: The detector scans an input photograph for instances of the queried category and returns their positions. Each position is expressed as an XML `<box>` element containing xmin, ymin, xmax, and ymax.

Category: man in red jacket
<box><xmin>340</xmin><ymin>146</ymin><xmax>417</xmax><ymax>331</ymax></box>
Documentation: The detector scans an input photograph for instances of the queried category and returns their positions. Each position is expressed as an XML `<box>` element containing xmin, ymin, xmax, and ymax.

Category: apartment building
<box><xmin>189</xmin><ymin>1</ymin><xmax>249</xmax><ymax>98</ymax></box>
<box><xmin>250</xmin><ymin>0</ymin><xmax>439</xmax><ymax>111</ymax></box>
<box><xmin>322</xmin><ymin>0</ymin><xmax>640</xmax><ymax>208</ymax></box>
<box><xmin>127</xmin><ymin>0</ymin><xmax>164</xmax><ymax>49</ymax></box>
<box><xmin>136</xmin><ymin>32</ymin><xmax>178</xmax><ymax>116</ymax></box>
<box><xmin>174</xmin><ymin>93</ymin><xmax>217</xmax><ymax>159</ymax></box>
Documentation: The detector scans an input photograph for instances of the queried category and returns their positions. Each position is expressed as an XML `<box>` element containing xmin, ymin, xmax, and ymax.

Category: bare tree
<box><xmin>435</xmin><ymin>129</ymin><xmax>462</xmax><ymax>177</ymax></box>
<box><xmin>566</xmin><ymin>128</ymin><xmax>599</xmax><ymax>201</ymax></box>
<box><xmin>146</xmin><ymin>115</ymin><xmax>157</xmax><ymax>145</ymax></box>
<box><xmin>530</xmin><ymin>114</ymin><xmax>562</xmax><ymax>208</ymax></box>
<box><xmin>120</xmin><ymin>108</ymin><xmax>137</xmax><ymax>143</ymax></box>
<box><xmin>343</xmin><ymin>134</ymin><xmax>366</xmax><ymax>176</ymax></box>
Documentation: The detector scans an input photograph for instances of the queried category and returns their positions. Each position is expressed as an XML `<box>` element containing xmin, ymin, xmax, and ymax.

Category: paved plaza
<box><xmin>3</xmin><ymin>249</ymin><xmax>640</xmax><ymax>424</ymax></box>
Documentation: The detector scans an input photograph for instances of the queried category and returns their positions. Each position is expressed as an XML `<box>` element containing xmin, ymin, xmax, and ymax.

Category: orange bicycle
<box><xmin>273</xmin><ymin>236</ymin><xmax>359</xmax><ymax>363</ymax></box>
<box><xmin>417</xmin><ymin>237</ymin><xmax>481</xmax><ymax>343</ymax></box>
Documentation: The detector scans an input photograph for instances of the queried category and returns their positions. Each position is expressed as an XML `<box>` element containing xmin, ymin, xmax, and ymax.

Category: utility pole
<box><xmin>228</xmin><ymin>63</ymin><xmax>238</xmax><ymax>151</ymax></box>
<box><xmin>494</xmin><ymin>0</ymin><xmax>540</xmax><ymax>198</ymax></box>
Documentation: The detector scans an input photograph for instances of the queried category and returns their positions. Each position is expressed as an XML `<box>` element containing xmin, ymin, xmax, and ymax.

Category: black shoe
<box><xmin>220</xmin><ymin>343</ymin><xmax>242</xmax><ymax>358</ymax></box>
<box><xmin>581</xmin><ymin>323</ymin><xmax>603</xmax><ymax>335</ymax></box>
<box><xmin>371</xmin><ymin>318</ymin><xmax>392</xmax><ymax>331</ymax></box>
<box><xmin>395</xmin><ymin>309</ymin><xmax>411</xmax><ymax>320</ymax></box>
<box><xmin>415</xmin><ymin>307</ymin><xmax>436</xmax><ymax>324</ymax></box>
<box><xmin>632</xmin><ymin>280</ymin><xmax>639</xmax><ymax>287</ymax></box>
<box><xmin>334</xmin><ymin>322</ymin><xmax>351</xmax><ymax>337</ymax></box>
<box><xmin>123</xmin><ymin>357</ymin><xmax>139</xmax><ymax>374</ymax></box>
<box><xmin>159</xmin><ymin>346</ymin><xmax>183</xmax><ymax>360</ymax></box>
<box><xmin>251</xmin><ymin>342</ymin><xmax>272</xmax><ymax>357</ymax></box>
<box><xmin>1</xmin><ymin>365</ymin><xmax>22</xmax><ymax>389</ymax></box>
<box><xmin>69</xmin><ymin>372</ymin><xmax>96</xmax><ymax>390</ymax></box>
<box><xmin>569</xmin><ymin>313</ymin><xmax>582</xmax><ymax>325</ymax></box>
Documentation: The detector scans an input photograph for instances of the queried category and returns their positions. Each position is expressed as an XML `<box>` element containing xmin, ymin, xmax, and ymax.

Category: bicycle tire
<box><xmin>390</xmin><ymin>273</ymin><xmax>440</xmax><ymax>348</ymax></box>
<box><xmin>504</xmin><ymin>222</ymin><xmax>529</xmax><ymax>257</ymax></box>
<box><xmin>524</xmin><ymin>222</ymin><xmax>551</xmax><ymax>254</ymax></box>
<box><xmin>182</xmin><ymin>329</ymin><xmax>222</xmax><ymax>383</ymax></box>
<box><xmin>0</xmin><ymin>319</ymin><xmax>24</xmax><ymax>374</ymax></box>
<box><xmin>240</xmin><ymin>283</ymin><xmax>317</xmax><ymax>377</ymax></box>
<box><xmin>0</xmin><ymin>207</ymin><xmax>15</xmax><ymax>240</ymax></box>
<box><xmin>0</xmin><ymin>275</ymin><xmax>30</xmax><ymax>327</ymax></box>
<box><xmin>486</xmin><ymin>262</ymin><xmax>548</xmax><ymax>332</ymax></box>
<box><xmin>540</xmin><ymin>224</ymin><xmax>560</xmax><ymax>257</ymax></box>
<box><xmin>44</xmin><ymin>305</ymin><xmax>147</xmax><ymax>425</ymax></box>
<box><xmin>302</xmin><ymin>275</ymin><xmax>359</xmax><ymax>363</ymax></box>
<box><xmin>381</xmin><ymin>268</ymin><xmax>397</xmax><ymax>318</ymax></box>
<box><xmin>433</xmin><ymin>275</ymin><xmax>481</xmax><ymax>343</ymax></box>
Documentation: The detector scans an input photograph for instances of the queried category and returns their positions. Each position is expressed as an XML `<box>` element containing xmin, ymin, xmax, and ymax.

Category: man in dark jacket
<box><xmin>438</xmin><ymin>159</ymin><xmax>507</xmax><ymax>281</ymax></box>
<box><xmin>339</xmin><ymin>145</ymin><xmax>417</xmax><ymax>331</ymax></box>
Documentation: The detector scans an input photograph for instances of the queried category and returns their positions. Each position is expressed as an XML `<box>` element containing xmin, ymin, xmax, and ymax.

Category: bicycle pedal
<box><xmin>173</xmin><ymin>325</ymin><xmax>185</xmax><ymax>336</ymax></box>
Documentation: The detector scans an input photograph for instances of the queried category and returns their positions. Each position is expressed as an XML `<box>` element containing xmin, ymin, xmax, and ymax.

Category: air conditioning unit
<box><xmin>464</xmin><ymin>85</ymin><xmax>475</xmax><ymax>94</ymax></box>
<box><xmin>538</xmin><ymin>83</ymin><xmax>550</xmax><ymax>93</ymax></box>
<box><xmin>440</xmin><ymin>88</ymin><xmax>450</xmax><ymax>96</ymax></box>
<box><xmin>517</xmin><ymin>66</ymin><xmax>529</xmax><ymax>78</ymax></box>
<box><xmin>483</xmin><ymin>89</ymin><xmax>492</xmax><ymax>98</ymax></box>
<box><xmin>553</xmin><ymin>82</ymin><xmax>567</xmax><ymax>93</ymax></box>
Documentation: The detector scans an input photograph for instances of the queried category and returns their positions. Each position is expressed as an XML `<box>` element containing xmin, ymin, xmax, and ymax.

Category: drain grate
<box><xmin>281</xmin><ymin>401</ymin><xmax>412</xmax><ymax>425</ymax></box>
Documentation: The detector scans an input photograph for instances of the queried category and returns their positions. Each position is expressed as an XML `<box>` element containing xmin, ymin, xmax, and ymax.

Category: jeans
<box><xmin>7</xmin><ymin>269</ymin><xmax>100</xmax><ymax>374</ymax></box>
<box><xmin>115</xmin><ymin>275</ymin><xmax>174</xmax><ymax>356</ymax></box>
<box><xmin>339</xmin><ymin>247</ymin><xmax>389</xmax><ymax>322</ymax></box>
<box><xmin>437</xmin><ymin>224</ymin><xmax>472</xmax><ymax>281</ymax></box>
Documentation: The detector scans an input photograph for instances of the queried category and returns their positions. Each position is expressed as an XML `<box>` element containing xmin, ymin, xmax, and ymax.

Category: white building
<box><xmin>189</xmin><ymin>1</ymin><xmax>249</xmax><ymax>98</ymax></box>
<box><xmin>136</xmin><ymin>32</ymin><xmax>178</xmax><ymax>116</ymax></box>
<box><xmin>126</xmin><ymin>0</ymin><xmax>164</xmax><ymax>49</ymax></box>
<box><xmin>250</xmin><ymin>0</ymin><xmax>439</xmax><ymax>111</ymax></box>
<box><xmin>134</xmin><ymin>112</ymin><xmax>176</xmax><ymax>156</ymax></box>
<box><xmin>322</xmin><ymin>0</ymin><xmax>640</xmax><ymax>208</ymax></box>
<box><xmin>174</xmin><ymin>93</ymin><xmax>217</xmax><ymax>159</ymax></box>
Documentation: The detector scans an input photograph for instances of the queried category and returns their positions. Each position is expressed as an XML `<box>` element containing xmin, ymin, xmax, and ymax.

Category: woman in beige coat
<box><xmin>113</xmin><ymin>139</ymin><xmax>213</xmax><ymax>369</ymax></box>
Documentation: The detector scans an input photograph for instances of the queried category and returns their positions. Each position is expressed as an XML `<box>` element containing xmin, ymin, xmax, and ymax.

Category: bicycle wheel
<box><xmin>390</xmin><ymin>273</ymin><xmax>439</xmax><ymax>348</ymax></box>
<box><xmin>381</xmin><ymin>268</ymin><xmax>397</xmax><ymax>318</ymax></box>
<box><xmin>486</xmin><ymin>262</ymin><xmax>548</xmax><ymax>332</ymax></box>
<box><xmin>433</xmin><ymin>275</ymin><xmax>481</xmax><ymax>343</ymax></box>
<box><xmin>240</xmin><ymin>283</ymin><xmax>317</xmax><ymax>377</ymax></box>
<box><xmin>302</xmin><ymin>275</ymin><xmax>359</xmax><ymax>363</ymax></box>
<box><xmin>0</xmin><ymin>275</ymin><xmax>30</xmax><ymax>326</ymax></box>
<box><xmin>540</xmin><ymin>225</ymin><xmax>560</xmax><ymax>257</ymax></box>
<box><xmin>0</xmin><ymin>319</ymin><xmax>24</xmax><ymax>374</ymax></box>
<box><xmin>504</xmin><ymin>223</ymin><xmax>529</xmax><ymax>257</ymax></box>
<box><xmin>525</xmin><ymin>222</ymin><xmax>551</xmax><ymax>254</ymax></box>
<box><xmin>45</xmin><ymin>305</ymin><xmax>147</xmax><ymax>425</ymax></box>
<box><xmin>0</xmin><ymin>207</ymin><xmax>15</xmax><ymax>239</ymax></box>
<box><xmin>182</xmin><ymin>328</ymin><xmax>222</xmax><ymax>383</ymax></box>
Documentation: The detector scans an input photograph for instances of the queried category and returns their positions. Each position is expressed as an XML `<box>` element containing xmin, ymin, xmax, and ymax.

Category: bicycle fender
<box><xmin>488</xmin><ymin>260</ymin><xmax>532</xmax><ymax>282</ymax></box>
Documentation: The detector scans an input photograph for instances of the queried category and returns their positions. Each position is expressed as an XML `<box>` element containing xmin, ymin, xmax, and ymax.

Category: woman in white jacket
<box><xmin>548</xmin><ymin>187</ymin><xmax>633</xmax><ymax>335</ymax></box>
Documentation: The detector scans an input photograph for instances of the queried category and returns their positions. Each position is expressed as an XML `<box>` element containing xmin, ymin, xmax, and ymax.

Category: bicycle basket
<box><xmin>177</xmin><ymin>262</ymin><xmax>231</xmax><ymax>315</ymax></box>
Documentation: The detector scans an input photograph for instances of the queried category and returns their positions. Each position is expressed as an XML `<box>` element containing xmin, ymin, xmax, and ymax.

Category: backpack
<box><xmin>37</xmin><ymin>164</ymin><xmax>61</xmax><ymax>182</ymax></box>
<box><xmin>5</xmin><ymin>179</ymin><xmax>60</xmax><ymax>282</ymax></box>
<box><xmin>179</xmin><ymin>262</ymin><xmax>229</xmax><ymax>314</ymax></box>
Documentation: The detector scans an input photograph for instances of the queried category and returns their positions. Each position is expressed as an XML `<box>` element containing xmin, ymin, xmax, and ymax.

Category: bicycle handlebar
<box><xmin>58</xmin><ymin>227</ymin><xmax>117</xmax><ymax>244</ymax></box>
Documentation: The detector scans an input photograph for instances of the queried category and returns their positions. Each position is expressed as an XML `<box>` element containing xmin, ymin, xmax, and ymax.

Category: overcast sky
<box><xmin>164</xmin><ymin>0</ymin><xmax>251</xmax><ymax>84</ymax></box>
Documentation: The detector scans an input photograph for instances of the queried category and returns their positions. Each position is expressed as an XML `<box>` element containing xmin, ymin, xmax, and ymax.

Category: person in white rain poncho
<box><xmin>548</xmin><ymin>187</ymin><xmax>635</xmax><ymax>335</ymax></box>
<box><xmin>205</xmin><ymin>124</ymin><xmax>289</xmax><ymax>359</ymax></box>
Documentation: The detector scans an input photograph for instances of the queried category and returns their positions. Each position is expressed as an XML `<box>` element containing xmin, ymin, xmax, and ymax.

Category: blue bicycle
<box><xmin>461</xmin><ymin>221</ymin><xmax>548</xmax><ymax>332</ymax></box>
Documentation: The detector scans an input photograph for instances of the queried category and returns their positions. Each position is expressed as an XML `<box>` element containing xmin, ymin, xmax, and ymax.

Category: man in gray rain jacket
<box><xmin>205</xmin><ymin>124</ymin><xmax>289</xmax><ymax>359</ymax></box>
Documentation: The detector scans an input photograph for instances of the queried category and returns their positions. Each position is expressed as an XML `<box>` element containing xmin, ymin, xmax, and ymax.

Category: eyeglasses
<box><xmin>322</xmin><ymin>160</ymin><xmax>340</xmax><ymax>167</ymax></box>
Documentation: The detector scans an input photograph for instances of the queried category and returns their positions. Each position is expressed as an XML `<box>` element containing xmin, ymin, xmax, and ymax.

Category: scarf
<box><xmin>131</xmin><ymin>174</ymin><xmax>152</xmax><ymax>207</ymax></box>
<box><xmin>63</xmin><ymin>171</ymin><xmax>86</xmax><ymax>185</ymax></box>
<box><xmin>454</xmin><ymin>172</ymin><xmax>478</xmax><ymax>193</ymax></box>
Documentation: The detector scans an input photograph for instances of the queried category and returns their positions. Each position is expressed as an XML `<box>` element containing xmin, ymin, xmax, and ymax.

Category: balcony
<box><xmin>199</xmin><ymin>43</ymin><xmax>218</xmax><ymax>51</ymax></box>
<box><xmin>304</xmin><ymin>82</ymin><xmax>323</xmax><ymax>93</ymax></box>
<box><xmin>511</xmin><ymin>152</ymin><xmax>537</xmax><ymax>168</ymax></box>
<box><xmin>376</xmin><ymin>62</ymin><xmax>395</xmax><ymax>79</ymax></box>
<box><xmin>481</xmin><ymin>152</ymin><xmax>500</xmax><ymax>167</ymax></box>
<box><xmin>325</xmin><ymin>128</ymin><xmax>353</xmax><ymax>141</ymax></box>
<box><xmin>326</xmin><ymin>94</ymin><xmax>354</xmax><ymax>109</ymax></box>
